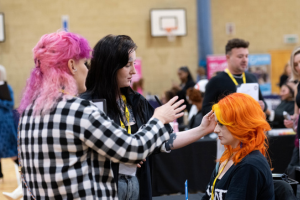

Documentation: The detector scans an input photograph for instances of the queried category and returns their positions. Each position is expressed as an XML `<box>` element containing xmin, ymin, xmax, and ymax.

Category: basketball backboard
<box><xmin>150</xmin><ymin>9</ymin><xmax>187</xmax><ymax>37</ymax></box>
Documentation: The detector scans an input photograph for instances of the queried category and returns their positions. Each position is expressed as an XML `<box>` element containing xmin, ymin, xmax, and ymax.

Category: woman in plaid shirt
<box><xmin>17</xmin><ymin>31</ymin><xmax>215</xmax><ymax>200</ymax></box>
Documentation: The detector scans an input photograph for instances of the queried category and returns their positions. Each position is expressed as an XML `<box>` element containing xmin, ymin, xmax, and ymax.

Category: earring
<box><xmin>73</xmin><ymin>69</ymin><xmax>77</xmax><ymax>74</ymax></box>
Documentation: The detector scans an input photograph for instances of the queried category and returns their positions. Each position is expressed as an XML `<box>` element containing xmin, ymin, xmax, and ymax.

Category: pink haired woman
<box><xmin>16</xmin><ymin>31</ymin><xmax>195</xmax><ymax>199</ymax></box>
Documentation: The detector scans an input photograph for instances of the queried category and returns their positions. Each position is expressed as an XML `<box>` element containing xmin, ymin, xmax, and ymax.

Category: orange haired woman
<box><xmin>202</xmin><ymin>93</ymin><xmax>274</xmax><ymax>200</ymax></box>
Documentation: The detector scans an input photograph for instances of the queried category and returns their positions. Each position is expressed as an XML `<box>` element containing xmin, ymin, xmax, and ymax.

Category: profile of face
<box><xmin>227</xmin><ymin>48</ymin><xmax>249</xmax><ymax>74</ymax></box>
<box><xmin>280</xmin><ymin>85</ymin><xmax>293</xmax><ymax>101</ymax></box>
<box><xmin>69</xmin><ymin>58</ymin><xmax>88</xmax><ymax>94</ymax></box>
<box><xmin>293</xmin><ymin>53</ymin><xmax>300</xmax><ymax>75</ymax></box>
<box><xmin>177</xmin><ymin>70</ymin><xmax>188</xmax><ymax>83</ymax></box>
<box><xmin>214</xmin><ymin>115</ymin><xmax>240</xmax><ymax>148</ymax></box>
<box><xmin>117</xmin><ymin>50</ymin><xmax>137</xmax><ymax>89</ymax></box>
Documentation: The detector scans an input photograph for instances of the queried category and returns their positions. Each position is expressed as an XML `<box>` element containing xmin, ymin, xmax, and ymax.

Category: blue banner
<box><xmin>248</xmin><ymin>54</ymin><xmax>271</xmax><ymax>66</ymax></box>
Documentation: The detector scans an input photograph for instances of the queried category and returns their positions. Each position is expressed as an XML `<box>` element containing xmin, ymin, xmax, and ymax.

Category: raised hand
<box><xmin>199</xmin><ymin>110</ymin><xmax>216</xmax><ymax>135</ymax></box>
<box><xmin>153</xmin><ymin>96</ymin><xmax>186</xmax><ymax>124</ymax></box>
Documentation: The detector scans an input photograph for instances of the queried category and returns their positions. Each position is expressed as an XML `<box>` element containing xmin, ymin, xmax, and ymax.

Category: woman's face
<box><xmin>177</xmin><ymin>70</ymin><xmax>188</xmax><ymax>82</ymax></box>
<box><xmin>117</xmin><ymin>51</ymin><xmax>137</xmax><ymax>89</ymax></box>
<box><xmin>214</xmin><ymin>116</ymin><xmax>240</xmax><ymax>148</ymax></box>
<box><xmin>72</xmin><ymin>58</ymin><xmax>88</xmax><ymax>94</ymax></box>
<box><xmin>294</xmin><ymin>54</ymin><xmax>300</xmax><ymax>74</ymax></box>
<box><xmin>280</xmin><ymin>85</ymin><xmax>292</xmax><ymax>101</ymax></box>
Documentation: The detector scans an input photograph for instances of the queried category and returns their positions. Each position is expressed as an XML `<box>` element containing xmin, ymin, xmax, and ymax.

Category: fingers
<box><xmin>171</xmin><ymin>99</ymin><xmax>185</xmax><ymax>108</ymax></box>
<box><xmin>175</xmin><ymin>112</ymin><xmax>184</xmax><ymax>119</ymax></box>
<box><xmin>137</xmin><ymin>160</ymin><xmax>144</xmax><ymax>168</ymax></box>
<box><xmin>167</xmin><ymin>96</ymin><xmax>179</xmax><ymax>106</ymax></box>
<box><xmin>174</xmin><ymin>105</ymin><xmax>186</xmax><ymax>114</ymax></box>
<box><xmin>206</xmin><ymin>110</ymin><xmax>214</xmax><ymax>118</ymax></box>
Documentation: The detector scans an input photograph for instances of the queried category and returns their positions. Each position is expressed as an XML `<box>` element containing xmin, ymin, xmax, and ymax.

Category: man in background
<box><xmin>202</xmin><ymin>38</ymin><xmax>267</xmax><ymax>115</ymax></box>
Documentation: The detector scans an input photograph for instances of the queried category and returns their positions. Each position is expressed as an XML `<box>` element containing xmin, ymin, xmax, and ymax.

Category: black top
<box><xmin>202</xmin><ymin>150</ymin><xmax>274</xmax><ymax>200</ymax></box>
<box><xmin>269</xmin><ymin>100</ymin><xmax>294</xmax><ymax>128</ymax></box>
<box><xmin>177</xmin><ymin>79</ymin><xmax>195</xmax><ymax>111</ymax></box>
<box><xmin>202</xmin><ymin>71</ymin><xmax>267</xmax><ymax>115</ymax></box>
<box><xmin>187</xmin><ymin>110</ymin><xmax>203</xmax><ymax>129</ymax></box>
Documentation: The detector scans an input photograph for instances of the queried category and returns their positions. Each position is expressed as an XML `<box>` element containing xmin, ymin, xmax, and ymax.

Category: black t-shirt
<box><xmin>202</xmin><ymin>150</ymin><xmax>274</xmax><ymax>200</ymax></box>
<box><xmin>202</xmin><ymin>71</ymin><xmax>266</xmax><ymax>115</ymax></box>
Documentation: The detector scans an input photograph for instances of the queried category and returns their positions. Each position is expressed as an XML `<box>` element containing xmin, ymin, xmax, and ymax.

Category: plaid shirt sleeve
<box><xmin>69</xmin><ymin>98</ymin><xmax>170</xmax><ymax>164</ymax></box>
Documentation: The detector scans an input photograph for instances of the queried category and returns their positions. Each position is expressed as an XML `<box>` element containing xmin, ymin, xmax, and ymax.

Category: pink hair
<box><xmin>19</xmin><ymin>31</ymin><xmax>92</xmax><ymax>115</ymax></box>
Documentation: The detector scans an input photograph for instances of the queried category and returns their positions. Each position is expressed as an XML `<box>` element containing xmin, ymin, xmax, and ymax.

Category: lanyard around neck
<box><xmin>225</xmin><ymin>68</ymin><xmax>246</xmax><ymax>86</ymax></box>
<box><xmin>120</xmin><ymin>95</ymin><xmax>131</xmax><ymax>134</ymax></box>
<box><xmin>210</xmin><ymin>159</ymin><xmax>230</xmax><ymax>200</ymax></box>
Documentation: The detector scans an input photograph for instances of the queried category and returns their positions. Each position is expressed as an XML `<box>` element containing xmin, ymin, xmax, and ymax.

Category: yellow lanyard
<box><xmin>225</xmin><ymin>68</ymin><xmax>246</xmax><ymax>86</ymax></box>
<box><xmin>210</xmin><ymin>159</ymin><xmax>230</xmax><ymax>200</ymax></box>
<box><xmin>120</xmin><ymin>95</ymin><xmax>131</xmax><ymax>134</ymax></box>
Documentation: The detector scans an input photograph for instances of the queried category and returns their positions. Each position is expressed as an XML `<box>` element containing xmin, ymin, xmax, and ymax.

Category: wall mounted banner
<box><xmin>206</xmin><ymin>55</ymin><xmax>227</xmax><ymax>79</ymax></box>
<box><xmin>248</xmin><ymin>54</ymin><xmax>271</xmax><ymax>95</ymax></box>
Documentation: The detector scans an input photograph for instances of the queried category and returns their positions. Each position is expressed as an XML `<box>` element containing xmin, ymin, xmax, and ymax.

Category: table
<box><xmin>151</xmin><ymin>135</ymin><xmax>295</xmax><ymax>196</ymax></box>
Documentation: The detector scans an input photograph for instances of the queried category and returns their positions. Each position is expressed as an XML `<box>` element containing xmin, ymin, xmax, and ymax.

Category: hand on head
<box><xmin>153</xmin><ymin>96</ymin><xmax>185</xmax><ymax>124</ymax></box>
<box><xmin>199</xmin><ymin>110</ymin><xmax>215</xmax><ymax>135</ymax></box>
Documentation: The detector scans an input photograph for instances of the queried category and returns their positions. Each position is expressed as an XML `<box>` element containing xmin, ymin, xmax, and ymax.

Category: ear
<box><xmin>226</xmin><ymin>53</ymin><xmax>230</xmax><ymax>61</ymax></box>
<box><xmin>67</xmin><ymin>59</ymin><xmax>76</xmax><ymax>74</ymax></box>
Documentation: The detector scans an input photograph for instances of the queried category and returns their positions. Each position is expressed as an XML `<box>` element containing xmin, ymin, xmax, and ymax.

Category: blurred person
<box><xmin>188</xmin><ymin>79</ymin><xmax>208</xmax><ymax>122</ymax></box>
<box><xmin>279</xmin><ymin>62</ymin><xmax>292</xmax><ymax>88</ymax></box>
<box><xmin>202</xmin><ymin>93</ymin><xmax>274</xmax><ymax>200</ymax></box>
<box><xmin>173</xmin><ymin>66</ymin><xmax>195</xmax><ymax>112</ymax></box>
<box><xmin>81</xmin><ymin>34</ymin><xmax>216</xmax><ymax>200</ymax></box>
<box><xmin>0</xmin><ymin>65</ymin><xmax>18</xmax><ymax>181</ymax></box>
<box><xmin>186</xmin><ymin>88</ymin><xmax>203</xmax><ymax>129</ymax></box>
<box><xmin>17</xmin><ymin>31</ymin><xmax>190</xmax><ymax>199</ymax></box>
<box><xmin>283</xmin><ymin>47</ymin><xmax>300</xmax><ymax>181</ymax></box>
<box><xmin>288</xmin><ymin>46</ymin><xmax>300</xmax><ymax>139</ymax></box>
<box><xmin>265</xmin><ymin>81</ymin><xmax>295</xmax><ymax>128</ymax></box>
<box><xmin>161</xmin><ymin>88</ymin><xmax>178</xmax><ymax>105</ymax></box>
<box><xmin>202</xmin><ymin>38</ymin><xmax>267</xmax><ymax>116</ymax></box>
<box><xmin>197</xmin><ymin>66</ymin><xmax>207</xmax><ymax>81</ymax></box>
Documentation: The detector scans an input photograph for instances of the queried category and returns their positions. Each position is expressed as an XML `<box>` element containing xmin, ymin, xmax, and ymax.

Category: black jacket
<box><xmin>80</xmin><ymin>90</ymin><xmax>172</xmax><ymax>200</ymax></box>
<box><xmin>269</xmin><ymin>100</ymin><xmax>294</xmax><ymax>128</ymax></box>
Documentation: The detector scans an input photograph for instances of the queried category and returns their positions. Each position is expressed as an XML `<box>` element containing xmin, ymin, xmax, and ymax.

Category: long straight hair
<box><xmin>85</xmin><ymin>35</ymin><xmax>139</xmax><ymax>121</ymax></box>
<box><xmin>212</xmin><ymin>93</ymin><xmax>271</xmax><ymax>164</ymax></box>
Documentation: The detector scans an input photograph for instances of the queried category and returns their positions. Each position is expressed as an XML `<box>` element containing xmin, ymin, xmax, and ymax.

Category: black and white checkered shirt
<box><xmin>19</xmin><ymin>97</ymin><xmax>169</xmax><ymax>199</ymax></box>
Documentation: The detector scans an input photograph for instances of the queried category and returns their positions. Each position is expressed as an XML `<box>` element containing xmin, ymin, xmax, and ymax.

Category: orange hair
<box><xmin>212</xmin><ymin>93</ymin><xmax>271</xmax><ymax>164</ymax></box>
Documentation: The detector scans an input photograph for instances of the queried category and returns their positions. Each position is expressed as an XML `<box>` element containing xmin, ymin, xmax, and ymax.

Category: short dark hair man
<box><xmin>202</xmin><ymin>38</ymin><xmax>267</xmax><ymax>115</ymax></box>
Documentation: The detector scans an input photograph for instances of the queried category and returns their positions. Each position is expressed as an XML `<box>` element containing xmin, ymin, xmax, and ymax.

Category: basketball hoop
<box><xmin>164</xmin><ymin>27</ymin><xmax>177</xmax><ymax>42</ymax></box>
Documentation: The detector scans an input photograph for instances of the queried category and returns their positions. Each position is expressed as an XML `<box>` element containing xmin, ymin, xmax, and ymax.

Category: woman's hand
<box><xmin>290</xmin><ymin>113</ymin><xmax>299</xmax><ymax>121</ymax></box>
<box><xmin>137</xmin><ymin>159</ymin><xmax>146</xmax><ymax>168</ymax></box>
<box><xmin>199</xmin><ymin>110</ymin><xmax>216</xmax><ymax>135</ymax></box>
<box><xmin>284</xmin><ymin>120</ymin><xmax>294</xmax><ymax>129</ymax></box>
<box><xmin>153</xmin><ymin>96</ymin><xmax>186</xmax><ymax>124</ymax></box>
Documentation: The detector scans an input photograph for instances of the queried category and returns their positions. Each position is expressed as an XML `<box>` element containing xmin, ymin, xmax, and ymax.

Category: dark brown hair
<box><xmin>225</xmin><ymin>38</ymin><xmax>249</xmax><ymax>55</ymax></box>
